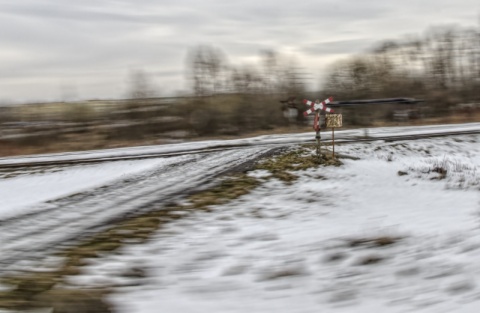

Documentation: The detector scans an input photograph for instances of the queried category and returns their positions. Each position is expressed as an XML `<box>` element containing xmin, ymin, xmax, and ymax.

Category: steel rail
<box><xmin>0</xmin><ymin>129</ymin><xmax>479</xmax><ymax>170</ymax></box>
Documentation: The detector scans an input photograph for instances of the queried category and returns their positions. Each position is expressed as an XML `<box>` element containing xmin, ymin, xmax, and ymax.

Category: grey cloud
<box><xmin>301</xmin><ymin>39</ymin><xmax>377</xmax><ymax>56</ymax></box>
<box><xmin>0</xmin><ymin>3</ymin><xmax>206</xmax><ymax>26</ymax></box>
<box><xmin>0</xmin><ymin>0</ymin><xmax>479</xmax><ymax>102</ymax></box>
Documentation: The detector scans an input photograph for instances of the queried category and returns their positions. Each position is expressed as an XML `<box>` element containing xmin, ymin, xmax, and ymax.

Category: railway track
<box><xmin>0</xmin><ymin>128</ymin><xmax>479</xmax><ymax>170</ymax></box>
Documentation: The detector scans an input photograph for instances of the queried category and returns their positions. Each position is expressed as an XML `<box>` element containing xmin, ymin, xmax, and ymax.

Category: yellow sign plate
<box><xmin>326</xmin><ymin>114</ymin><xmax>342</xmax><ymax>128</ymax></box>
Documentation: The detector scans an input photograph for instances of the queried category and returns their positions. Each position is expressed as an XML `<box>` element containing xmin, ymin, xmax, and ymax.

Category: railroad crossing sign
<box><xmin>303</xmin><ymin>97</ymin><xmax>335</xmax><ymax>157</ymax></box>
<box><xmin>299</xmin><ymin>96</ymin><xmax>424</xmax><ymax>158</ymax></box>
<box><xmin>303</xmin><ymin>97</ymin><xmax>334</xmax><ymax>116</ymax></box>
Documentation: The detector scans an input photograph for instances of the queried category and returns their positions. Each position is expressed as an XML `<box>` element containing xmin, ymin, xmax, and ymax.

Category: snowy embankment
<box><xmin>62</xmin><ymin>134</ymin><xmax>480</xmax><ymax>313</ymax></box>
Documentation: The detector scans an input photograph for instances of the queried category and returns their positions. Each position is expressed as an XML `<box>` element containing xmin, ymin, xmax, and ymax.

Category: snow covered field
<box><xmin>1</xmin><ymin>124</ymin><xmax>480</xmax><ymax>313</ymax></box>
<box><xmin>53</xmin><ymin>134</ymin><xmax>480</xmax><ymax>313</ymax></box>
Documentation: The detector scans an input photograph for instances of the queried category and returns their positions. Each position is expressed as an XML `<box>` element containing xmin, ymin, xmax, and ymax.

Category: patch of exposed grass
<box><xmin>0</xmin><ymin>272</ymin><xmax>63</xmax><ymax>311</ymax></box>
<box><xmin>355</xmin><ymin>254</ymin><xmax>384</xmax><ymax>266</ymax></box>
<box><xmin>188</xmin><ymin>174</ymin><xmax>259</xmax><ymax>208</ymax></box>
<box><xmin>346</xmin><ymin>236</ymin><xmax>402</xmax><ymax>248</ymax></box>
<box><xmin>257</xmin><ymin>148</ymin><xmax>317</xmax><ymax>172</ymax></box>
<box><xmin>256</xmin><ymin>147</ymin><xmax>342</xmax><ymax>183</ymax></box>
<box><xmin>324</xmin><ymin>252</ymin><xmax>349</xmax><ymax>263</ymax></box>
<box><xmin>431</xmin><ymin>166</ymin><xmax>448</xmax><ymax>180</ymax></box>
<box><xmin>37</xmin><ymin>289</ymin><xmax>114</xmax><ymax>313</ymax></box>
<box><xmin>257</xmin><ymin>267</ymin><xmax>306</xmax><ymax>281</ymax></box>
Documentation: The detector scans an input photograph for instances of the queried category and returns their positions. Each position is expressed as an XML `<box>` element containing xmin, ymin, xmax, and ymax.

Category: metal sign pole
<box><xmin>326</xmin><ymin>113</ymin><xmax>342</xmax><ymax>159</ymax></box>
<box><xmin>315</xmin><ymin>110</ymin><xmax>321</xmax><ymax>158</ymax></box>
<box><xmin>332</xmin><ymin>127</ymin><xmax>335</xmax><ymax>158</ymax></box>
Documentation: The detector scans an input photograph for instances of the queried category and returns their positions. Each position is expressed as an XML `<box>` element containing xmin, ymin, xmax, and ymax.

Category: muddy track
<box><xmin>0</xmin><ymin>147</ymin><xmax>275</xmax><ymax>274</ymax></box>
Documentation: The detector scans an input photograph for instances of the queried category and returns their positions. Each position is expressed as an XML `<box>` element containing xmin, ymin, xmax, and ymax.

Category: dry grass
<box><xmin>255</xmin><ymin>147</ymin><xmax>342</xmax><ymax>183</ymax></box>
<box><xmin>347</xmin><ymin>236</ymin><xmax>402</xmax><ymax>248</ymax></box>
<box><xmin>355</xmin><ymin>254</ymin><xmax>385</xmax><ymax>266</ymax></box>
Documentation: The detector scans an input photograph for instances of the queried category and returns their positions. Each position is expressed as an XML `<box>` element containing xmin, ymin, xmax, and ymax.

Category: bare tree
<box><xmin>128</xmin><ymin>70</ymin><xmax>155</xmax><ymax>99</ymax></box>
<box><xmin>125</xmin><ymin>70</ymin><xmax>156</xmax><ymax>120</ymax></box>
<box><xmin>230</xmin><ymin>66</ymin><xmax>264</xmax><ymax>94</ymax></box>
<box><xmin>260</xmin><ymin>50</ymin><xmax>280</xmax><ymax>94</ymax></box>
<box><xmin>187</xmin><ymin>45</ymin><xmax>227</xmax><ymax>96</ymax></box>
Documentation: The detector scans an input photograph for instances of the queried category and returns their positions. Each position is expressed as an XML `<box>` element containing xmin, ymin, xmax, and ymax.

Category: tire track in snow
<box><xmin>0</xmin><ymin>147</ymin><xmax>273</xmax><ymax>273</ymax></box>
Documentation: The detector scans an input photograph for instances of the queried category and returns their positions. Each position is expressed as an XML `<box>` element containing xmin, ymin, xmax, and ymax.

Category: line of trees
<box><xmin>182</xmin><ymin>23</ymin><xmax>480</xmax><ymax>134</ymax></box>
<box><xmin>181</xmin><ymin>47</ymin><xmax>310</xmax><ymax>135</ymax></box>
<box><xmin>322</xmin><ymin>24</ymin><xmax>480</xmax><ymax>114</ymax></box>
<box><xmin>186</xmin><ymin>46</ymin><xmax>308</xmax><ymax>97</ymax></box>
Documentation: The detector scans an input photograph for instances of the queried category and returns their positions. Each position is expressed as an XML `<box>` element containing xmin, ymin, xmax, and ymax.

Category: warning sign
<box><xmin>326</xmin><ymin>114</ymin><xmax>342</xmax><ymax>128</ymax></box>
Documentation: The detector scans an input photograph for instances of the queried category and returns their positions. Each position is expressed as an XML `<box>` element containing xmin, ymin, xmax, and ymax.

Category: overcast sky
<box><xmin>0</xmin><ymin>0</ymin><xmax>478</xmax><ymax>103</ymax></box>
